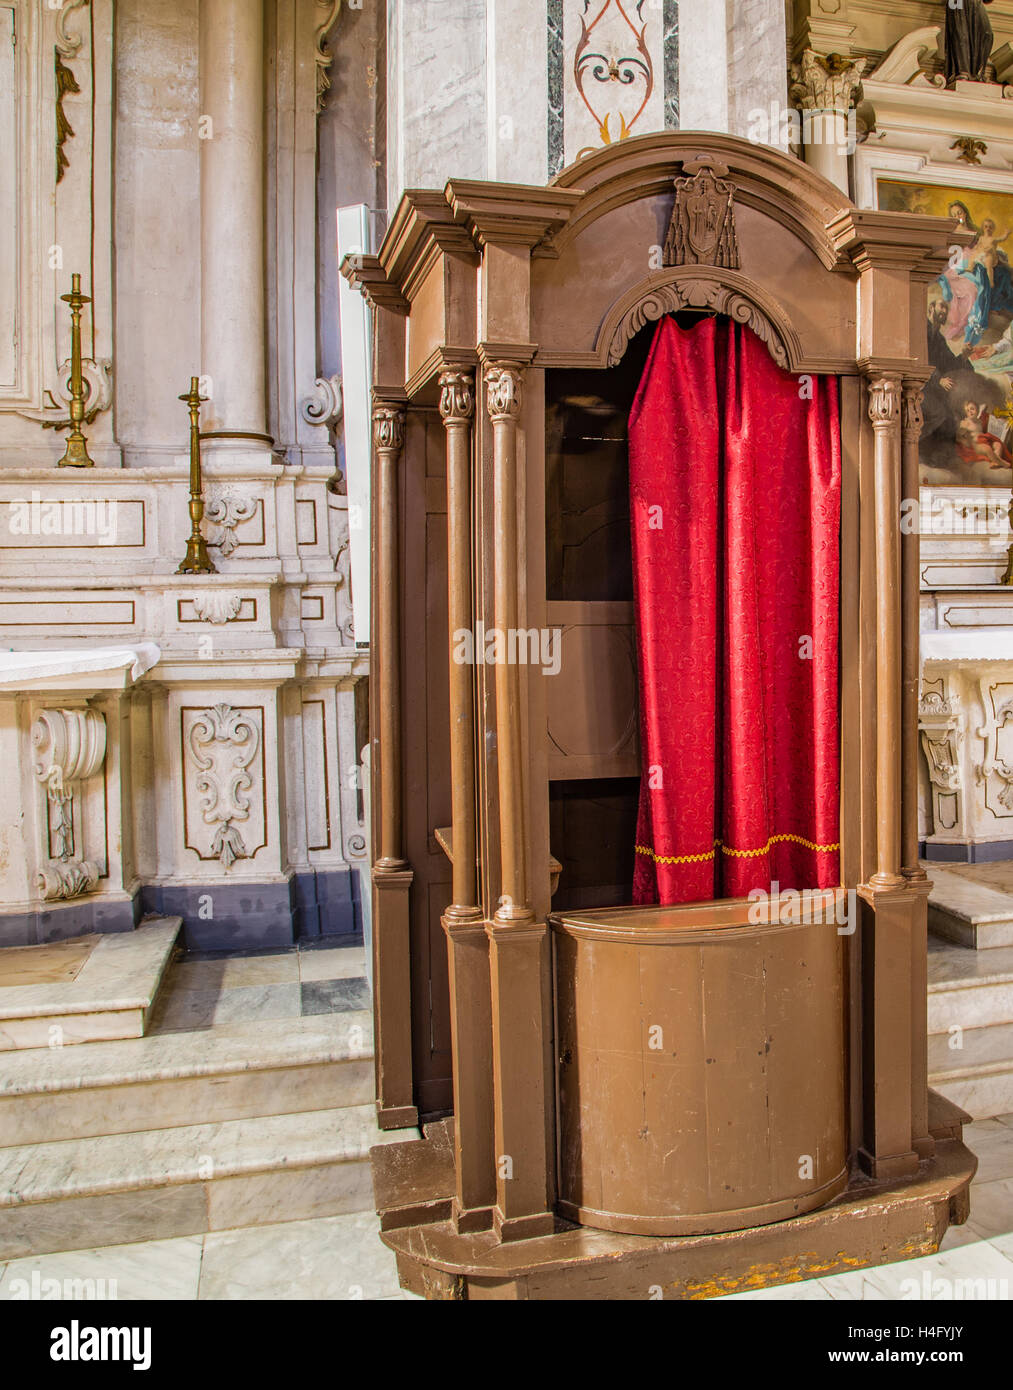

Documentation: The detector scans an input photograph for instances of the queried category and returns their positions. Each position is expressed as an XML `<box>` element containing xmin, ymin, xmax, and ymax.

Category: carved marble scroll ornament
<box><xmin>203</xmin><ymin>492</ymin><xmax>257</xmax><ymax>558</ymax></box>
<box><xmin>32</xmin><ymin>708</ymin><xmax>106</xmax><ymax>899</ymax></box>
<box><xmin>188</xmin><ymin>704</ymin><xmax>261</xmax><ymax>869</ymax></box>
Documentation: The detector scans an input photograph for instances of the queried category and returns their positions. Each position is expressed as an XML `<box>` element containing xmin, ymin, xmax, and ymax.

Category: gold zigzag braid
<box><xmin>636</xmin><ymin>832</ymin><xmax>840</xmax><ymax>866</ymax></box>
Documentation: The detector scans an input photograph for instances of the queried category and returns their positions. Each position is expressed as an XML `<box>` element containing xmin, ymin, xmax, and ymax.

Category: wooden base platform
<box><xmin>371</xmin><ymin>1099</ymin><xmax>978</xmax><ymax>1300</ymax></box>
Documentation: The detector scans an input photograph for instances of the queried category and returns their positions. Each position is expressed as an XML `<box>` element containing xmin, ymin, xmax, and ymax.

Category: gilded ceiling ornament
<box><xmin>55</xmin><ymin>52</ymin><xmax>80</xmax><ymax>184</ymax></box>
<box><xmin>663</xmin><ymin>157</ymin><xmax>740</xmax><ymax>270</ymax></box>
<box><xmin>951</xmin><ymin>136</ymin><xmax>988</xmax><ymax>166</ymax></box>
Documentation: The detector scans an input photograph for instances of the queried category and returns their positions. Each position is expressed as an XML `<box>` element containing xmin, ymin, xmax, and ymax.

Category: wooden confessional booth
<box><xmin>345</xmin><ymin>132</ymin><xmax>977</xmax><ymax>1301</ymax></box>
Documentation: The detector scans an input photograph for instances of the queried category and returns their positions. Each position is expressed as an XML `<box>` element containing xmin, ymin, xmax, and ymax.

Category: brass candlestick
<box><xmin>57</xmin><ymin>274</ymin><xmax>95</xmax><ymax>467</ymax></box>
<box><xmin>176</xmin><ymin>377</ymin><xmax>217</xmax><ymax>574</ymax></box>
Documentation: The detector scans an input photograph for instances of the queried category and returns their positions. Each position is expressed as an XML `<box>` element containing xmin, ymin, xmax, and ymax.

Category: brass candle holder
<box><xmin>57</xmin><ymin>273</ymin><xmax>95</xmax><ymax>468</ymax></box>
<box><xmin>176</xmin><ymin>376</ymin><xmax>217</xmax><ymax>575</ymax></box>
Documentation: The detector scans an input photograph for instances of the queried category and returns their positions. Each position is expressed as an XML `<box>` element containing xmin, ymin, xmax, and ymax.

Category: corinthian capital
<box><xmin>485</xmin><ymin>365</ymin><xmax>524</xmax><ymax>423</ymax></box>
<box><xmin>867</xmin><ymin>376</ymin><xmax>902</xmax><ymax>429</ymax></box>
<box><xmin>902</xmin><ymin>382</ymin><xmax>925</xmax><ymax>440</ymax></box>
<box><xmin>789</xmin><ymin>49</ymin><xmax>867</xmax><ymax>111</ymax></box>
<box><xmin>372</xmin><ymin>404</ymin><xmax>405</xmax><ymax>453</ymax></box>
<box><xmin>438</xmin><ymin>371</ymin><xmax>475</xmax><ymax>426</ymax></box>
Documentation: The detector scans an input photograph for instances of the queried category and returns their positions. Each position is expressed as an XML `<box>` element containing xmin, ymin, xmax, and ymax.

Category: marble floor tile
<box><xmin>0</xmin><ymin>937</ymin><xmax>97</xmax><ymax>988</ymax></box>
<box><xmin>150</xmin><ymin>983</ymin><xmax>303</xmax><ymax>1034</ymax></box>
<box><xmin>198</xmin><ymin>1210</ymin><xmax>403</xmax><ymax>1300</ymax></box>
<box><xmin>301</xmin><ymin>978</ymin><xmax>370</xmax><ymax>1016</ymax></box>
<box><xmin>819</xmin><ymin>1237</ymin><xmax>1013</xmax><ymax>1300</ymax></box>
<box><xmin>0</xmin><ymin>1236</ymin><xmax>203</xmax><ymax>1301</ymax></box>
<box><xmin>961</xmin><ymin>1118</ymin><xmax>1013</xmax><ymax>1183</ymax></box>
<box><xmin>959</xmin><ymin>1177</ymin><xmax>1013</xmax><ymax>1241</ymax></box>
<box><xmin>298</xmin><ymin>946</ymin><xmax>367</xmax><ymax>983</ymax></box>
<box><xmin>171</xmin><ymin>954</ymin><xmax>300</xmax><ymax>992</ymax></box>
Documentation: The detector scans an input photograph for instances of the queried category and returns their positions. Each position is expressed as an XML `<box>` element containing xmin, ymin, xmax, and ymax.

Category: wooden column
<box><xmin>859</xmin><ymin>371</ymin><xmax>918</xmax><ymax>1179</ymax></box>
<box><xmin>867</xmin><ymin>375</ymin><xmax>906</xmax><ymax>893</ymax></box>
<box><xmin>371</xmin><ymin>401</ymin><xmax>417</xmax><ymax>1130</ymax></box>
<box><xmin>902</xmin><ymin>377</ymin><xmax>934</xmax><ymax>1159</ymax></box>
<box><xmin>484</xmin><ymin>362</ymin><xmax>554</xmax><ymax>1242</ymax></box>
<box><xmin>439</xmin><ymin>369</ymin><xmax>495</xmax><ymax>1231</ymax></box>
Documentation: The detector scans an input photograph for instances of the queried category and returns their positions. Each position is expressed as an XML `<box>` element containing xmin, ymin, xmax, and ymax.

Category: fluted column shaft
<box><xmin>440</xmin><ymin>371</ymin><xmax>480</xmax><ymax>915</ymax></box>
<box><xmin>373</xmin><ymin>404</ymin><xmax>406</xmax><ymax>868</ymax></box>
<box><xmin>901</xmin><ymin>381</ymin><xmax>928</xmax><ymax>884</ymax></box>
<box><xmin>487</xmin><ymin>364</ymin><xmax>531</xmax><ymax>925</ymax></box>
<box><xmin>868</xmin><ymin>375</ymin><xmax>905</xmax><ymax>891</ymax></box>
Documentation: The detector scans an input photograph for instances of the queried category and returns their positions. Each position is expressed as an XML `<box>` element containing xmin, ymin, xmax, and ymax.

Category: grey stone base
<box><xmin>921</xmin><ymin>840</ymin><xmax>1013</xmax><ymax>864</ymax></box>
<box><xmin>142</xmin><ymin>867</ymin><xmax>360</xmax><ymax>951</ymax></box>
<box><xmin>0</xmin><ymin>893</ymin><xmax>141</xmax><ymax>948</ymax></box>
<box><xmin>0</xmin><ymin>867</ymin><xmax>362</xmax><ymax>952</ymax></box>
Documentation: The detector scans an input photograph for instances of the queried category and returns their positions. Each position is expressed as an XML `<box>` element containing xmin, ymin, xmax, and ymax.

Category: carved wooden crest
<box><xmin>663</xmin><ymin>156</ymin><xmax>740</xmax><ymax>270</ymax></box>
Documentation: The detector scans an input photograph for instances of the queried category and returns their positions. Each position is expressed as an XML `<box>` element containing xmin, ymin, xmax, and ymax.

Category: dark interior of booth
<box><xmin>545</xmin><ymin>321</ymin><xmax>656</xmax><ymax>912</ymax></box>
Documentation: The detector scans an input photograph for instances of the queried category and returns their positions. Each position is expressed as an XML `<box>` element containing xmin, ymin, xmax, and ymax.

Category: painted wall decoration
<box><xmin>549</xmin><ymin>1</ymin><xmax>679</xmax><ymax>177</ymax></box>
<box><xmin>877</xmin><ymin>177</ymin><xmax>1013</xmax><ymax>485</ymax></box>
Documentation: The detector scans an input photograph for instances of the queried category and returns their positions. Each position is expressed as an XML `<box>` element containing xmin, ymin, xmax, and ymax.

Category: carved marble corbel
<box><xmin>300</xmin><ymin>374</ymin><xmax>343</xmax><ymax>428</ymax></box>
<box><xmin>55</xmin><ymin>0</ymin><xmax>90</xmax><ymax>61</ymax></box>
<box><xmin>314</xmin><ymin>1</ymin><xmax>343</xmax><ymax>113</ymax></box>
<box><xmin>32</xmin><ymin>708</ymin><xmax>106</xmax><ymax>898</ymax></box>
<box><xmin>919</xmin><ymin>681</ymin><xmax>964</xmax><ymax>837</ymax></box>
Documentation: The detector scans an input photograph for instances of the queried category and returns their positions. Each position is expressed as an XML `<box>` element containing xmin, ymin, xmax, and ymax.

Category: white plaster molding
<box><xmin>314</xmin><ymin>0</ymin><xmax>342</xmax><ymax>113</ymax></box>
<box><xmin>870</xmin><ymin>25</ymin><xmax>942</xmax><ymax>87</ymax></box>
<box><xmin>204</xmin><ymin>492</ymin><xmax>258</xmax><ymax>558</ymax></box>
<box><xmin>188</xmin><ymin>591</ymin><xmax>244</xmax><ymax>625</ymax></box>
<box><xmin>300</xmin><ymin>374</ymin><xmax>343</xmax><ymax>428</ymax></box>
<box><xmin>187</xmin><ymin>704</ymin><xmax>262</xmax><ymax>869</ymax></box>
<box><xmin>32</xmin><ymin>706</ymin><xmax>106</xmax><ymax>863</ymax></box>
<box><xmin>55</xmin><ymin>0</ymin><xmax>90</xmax><ymax>61</ymax></box>
<box><xmin>39</xmin><ymin>859</ymin><xmax>100</xmax><ymax>900</ymax></box>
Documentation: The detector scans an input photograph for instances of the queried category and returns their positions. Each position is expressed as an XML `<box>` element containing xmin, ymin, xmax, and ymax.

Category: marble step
<box><xmin>927</xmin><ymin>940</ymin><xmax>1013</xmax><ymax>1034</ymax></box>
<box><xmin>0</xmin><ymin>1104</ymin><xmax>417</xmax><ymax>1260</ymax></box>
<box><xmin>0</xmin><ymin>920</ymin><xmax>181</xmax><ymax>1051</ymax></box>
<box><xmin>0</xmin><ymin>1011</ymin><xmax>374</xmax><ymax>1146</ymax></box>
<box><xmin>929</xmin><ymin>869</ymin><xmax>1013</xmax><ymax>950</ymax></box>
<box><xmin>929</xmin><ymin>1021</ymin><xmax>1013</xmax><ymax>1122</ymax></box>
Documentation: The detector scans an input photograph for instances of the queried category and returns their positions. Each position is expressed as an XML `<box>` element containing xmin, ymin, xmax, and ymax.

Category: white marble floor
<box><xmin>3</xmin><ymin>1117</ymin><xmax>1010</xmax><ymax>1301</ymax></box>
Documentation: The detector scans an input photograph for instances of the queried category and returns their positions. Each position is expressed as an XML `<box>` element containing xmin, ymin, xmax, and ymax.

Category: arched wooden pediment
<box><xmin>596</xmin><ymin>266</ymin><xmax>804</xmax><ymax>372</ymax></box>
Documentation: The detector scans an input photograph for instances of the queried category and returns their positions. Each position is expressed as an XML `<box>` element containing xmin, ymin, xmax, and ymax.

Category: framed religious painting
<box><xmin>877</xmin><ymin>177</ymin><xmax>1013</xmax><ymax>486</ymax></box>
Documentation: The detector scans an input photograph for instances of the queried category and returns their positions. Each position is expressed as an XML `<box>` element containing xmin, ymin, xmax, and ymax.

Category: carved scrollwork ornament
<box><xmin>300</xmin><ymin>374</ymin><xmax>343</xmax><ymax>428</ymax></box>
<box><xmin>438</xmin><ymin>371</ymin><xmax>475</xmax><ymax>425</ymax></box>
<box><xmin>868</xmin><ymin>377</ymin><xmax>902</xmax><ymax>428</ymax></box>
<box><xmin>485</xmin><ymin>366</ymin><xmax>524</xmax><ymax>423</ymax></box>
<box><xmin>372</xmin><ymin>405</ymin><xmax>405</xmax><ymax>453</ymax></box>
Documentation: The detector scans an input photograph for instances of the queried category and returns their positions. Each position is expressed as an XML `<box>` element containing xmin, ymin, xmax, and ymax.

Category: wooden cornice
<box><xmin>830</xmin><ymin>210</ymin><xmax>971</xmax><ymax>276</ymax></box>
<box><xmin>380</xmin><ymin>190</ymin><xmax>479</xmax><ymax>301</ymax></box>
<box><xmin>340</xmin><ymin>253</ymin><xmax>409</xmax><ymax>315</ymax></box>
<box><xmin>444</xmin><ymin>181</ymin><xmax>582</xmax><ymax>251</ymax></box>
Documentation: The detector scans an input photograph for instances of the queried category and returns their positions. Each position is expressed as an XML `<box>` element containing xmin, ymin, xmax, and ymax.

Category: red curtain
<box><xmin>630</xmin><ymin>315</ymin><xmax>841</xmax><ymax>905</ymax></box>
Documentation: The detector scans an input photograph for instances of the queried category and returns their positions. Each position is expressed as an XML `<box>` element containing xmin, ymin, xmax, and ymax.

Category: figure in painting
<box><xmin>938</xmin><ymin>207</ymin><xmax>1013</xmax><ymax>347</ymax></box>
<box><xmin>945</xmin><ymin>0</ymin><xmax>996</xmax><ymax>86</ymax></box>
<box><xmin>955</xmin><ymin>399</ymin><xmax>1013</xmax><ymax>469</ymax></box>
